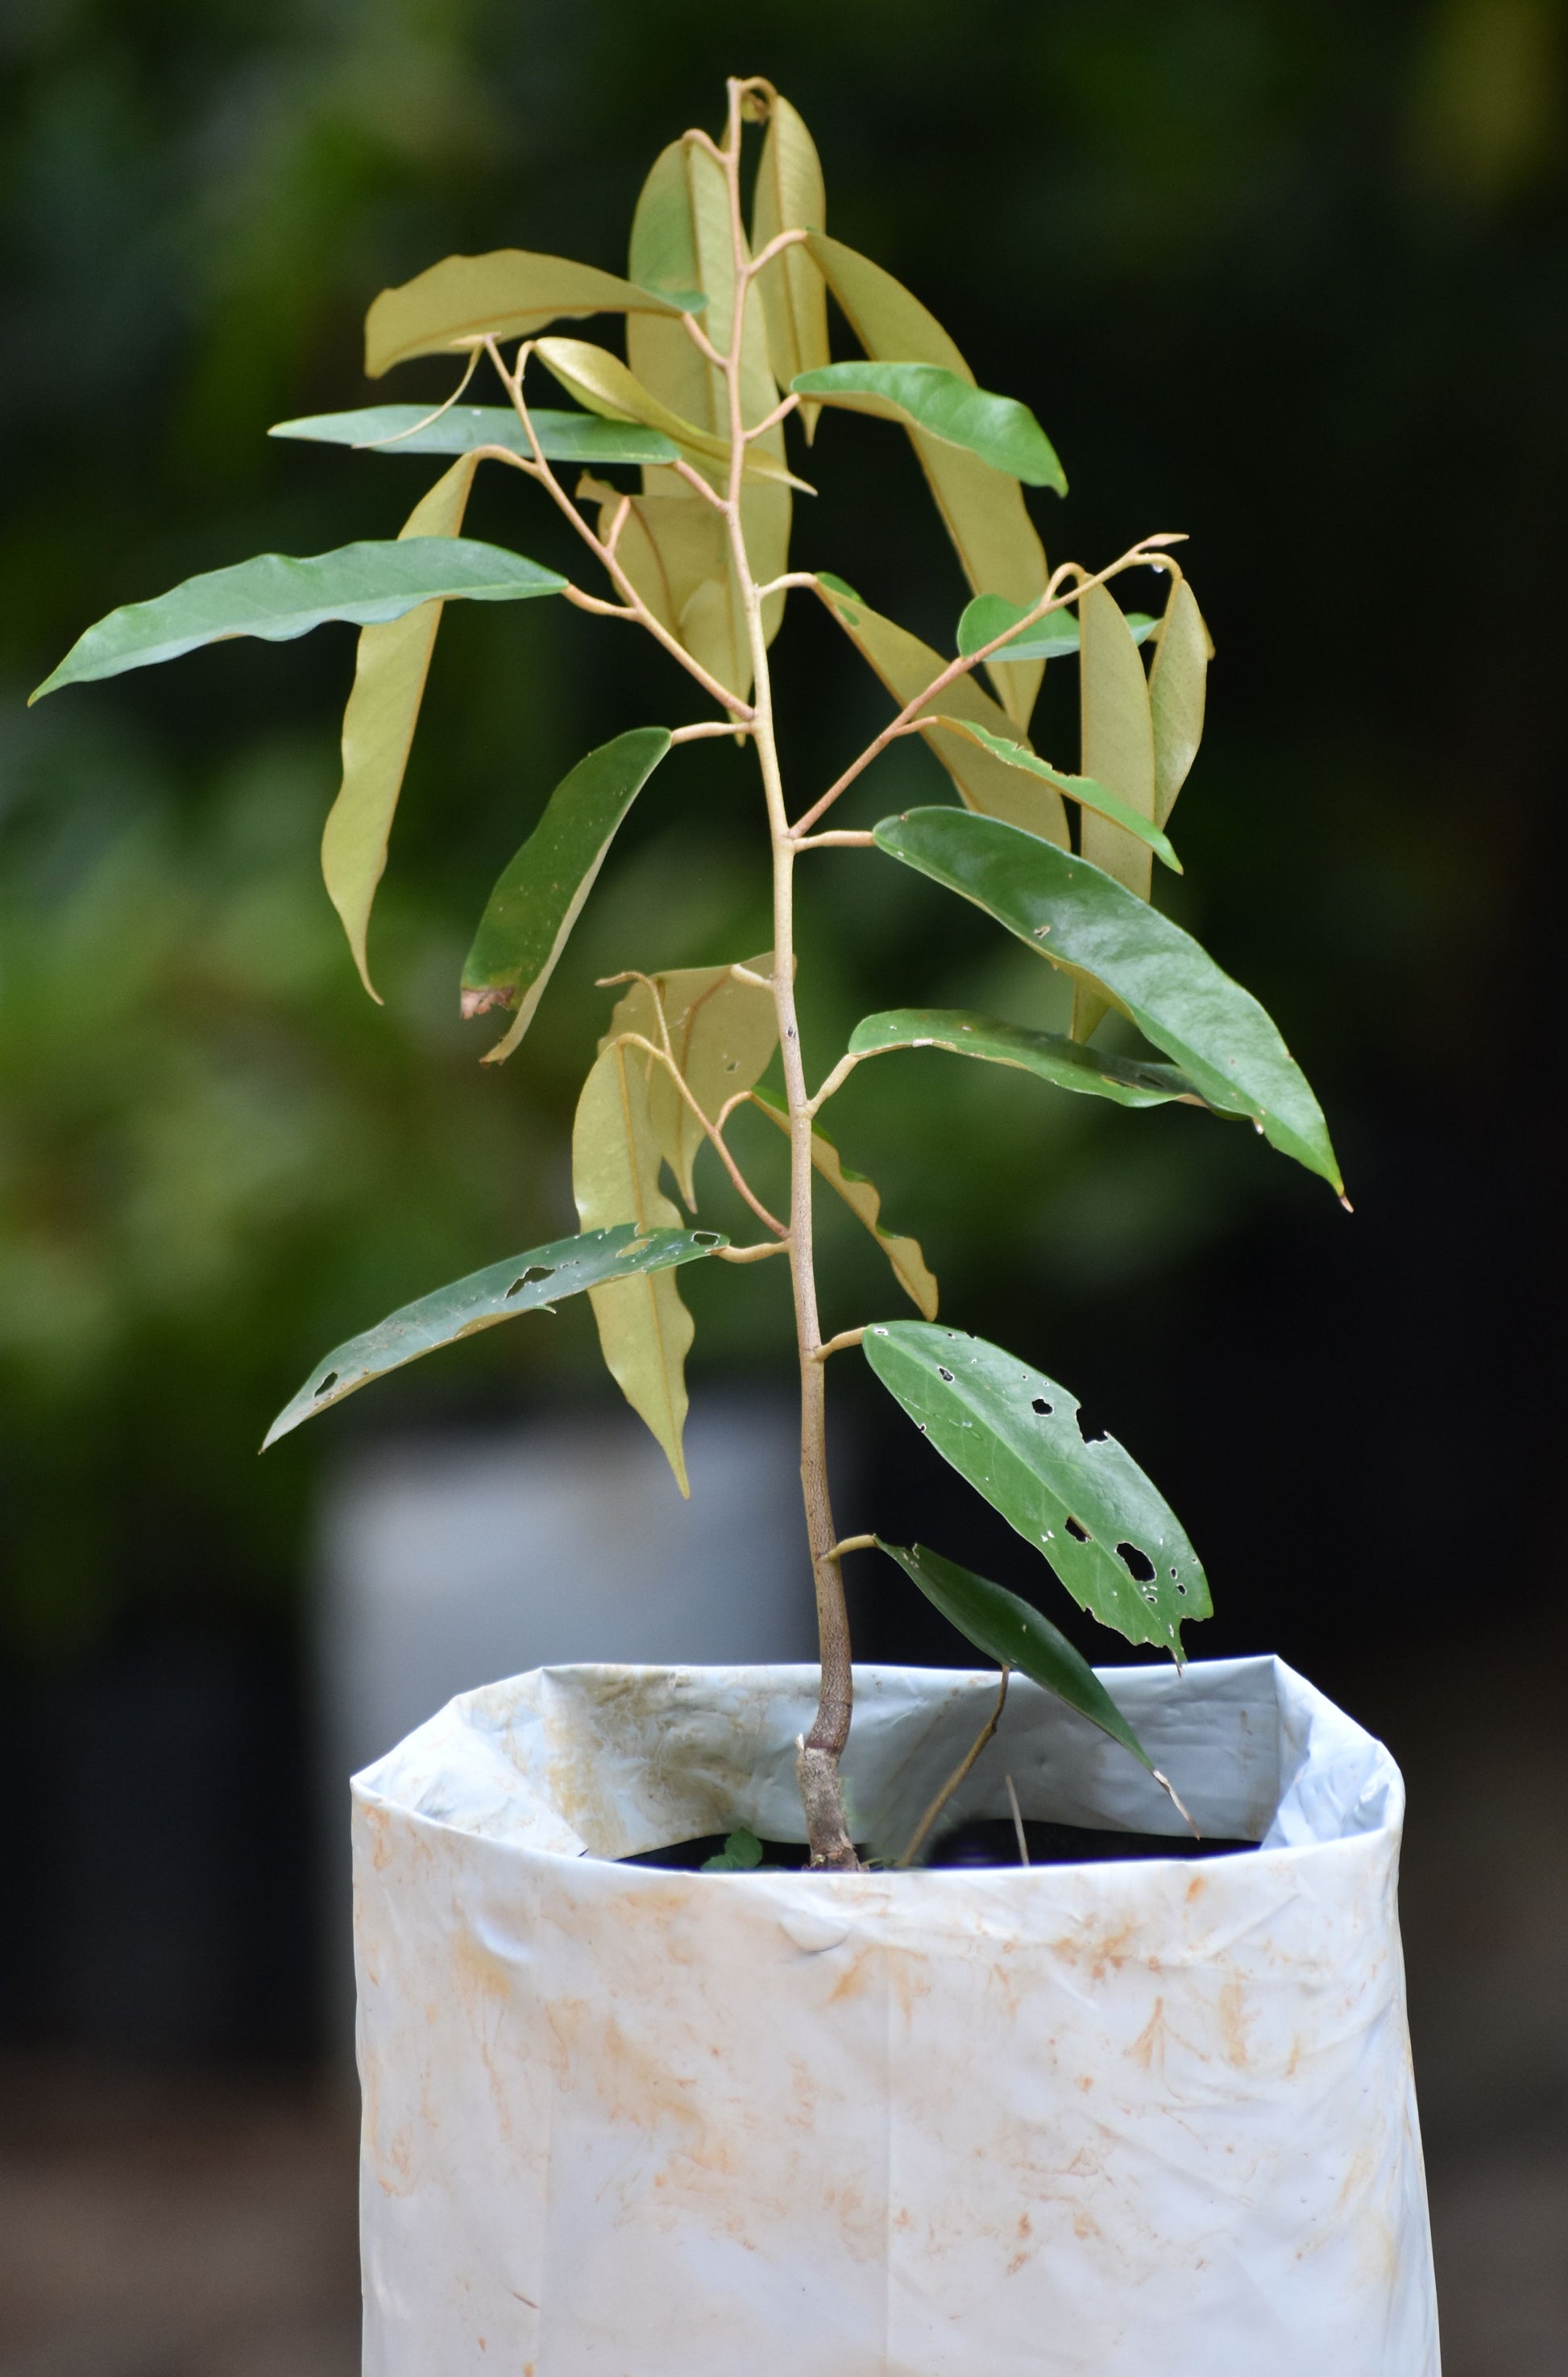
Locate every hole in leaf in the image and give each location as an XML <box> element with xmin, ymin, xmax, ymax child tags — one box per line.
<box><xmin>1064</xmin><ymin>1515</ymin><xmax>1090</xmax><ymax>1543</ymax></box>
<box><xmin>1031</xmin><ymin>1396</ymin><xmax>1053</xmax><ymax>1416</ymax></box>
<box><xmin>692</xmin><ymin>1230</ymin><xmax>721</xmax><ymax>1247</ymax></box>
<box><xmin>314</xmin><ymin>1371</ymin><xmax>338</xmax><ymax>1398</ymax></box>
<box><xmin>505</xmin><ymin>1265</ymin><xmax>554</xmax><ymax>1298</ymax></box>
<box><xmin>1176</xmin><ymin>1581</ymin><xmax>1187</xmax><ymax>1595</ymax></box>
<box><xmin>1075</xmin><ymin>1408</ymin><xmax>1109</xmax><ymax>1444</ymax></box>
<box><xmin>1115</xmin><ymin>1541</ymin><xmax>1156</xmax><ymax>1585</ymax></box>
<box><xmin>937</xmin><ymin>1365</ymin><xmax>955</xmax><ymax>1383</ymax></box>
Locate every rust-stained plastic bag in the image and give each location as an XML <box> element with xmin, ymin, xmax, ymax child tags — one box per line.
<box><xmin>353</xmin><ymin>1657</ymin><xmax>1439</xmax><ymax>2376</ymax></box>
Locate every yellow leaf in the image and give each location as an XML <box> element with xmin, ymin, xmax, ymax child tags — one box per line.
<box><xmin>533</xmin><ymin>338</ymin><xmax>806</xmax><ymax>493</ymax></box>
<box><xmin>323</xmin><ymin>454</ymin><xmax>479</xmax><ymax>999</ymax></box>
<box><xmin>752</xmin><ymin>1093</ymin><xmax>938</xmax><ymax>1319</ymax></box>
<box><xmin>365</xmin><ymin>251</ymin><xmax>695</xmax><ymax>378</ymax></box>
<box><xmin>807</xmin><ymin>232</ymin><xmax>1047</xmax><ymax>732</ymax></box>
<box><xmin>606</xmin><ymin>956</ymin><xmax>778</xmax><ymax>1208</ymax></box>
<box><xmin>815</xmin><ymin>578</ymin><xmax>1068</xmax><ymax>848</ymax></box>
<box><xmin>572</xmin><ymin>1043</ymin><xmax>695</xmax><ymax>1493</ymax></box>
<box><xmin>1073</xmin><ymin>582</ymin><xmax>1156</xmax><ymax>1039</ymax></box>
<box><xmin>751</xmin><ymin>96</ymin><xmax>830</xmax><ymax>441</ymax></box>
<box><xmin>1149</xmin><ymin>578</ymin><xmax>1210</xmax><ymax>828</ymax></box>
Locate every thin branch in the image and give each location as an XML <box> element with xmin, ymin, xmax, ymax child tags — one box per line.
<box><xmin>794</xmin><ymin>829</ymin><xmax>877</xmax><ymax>851</ymax></box>
<box><xmin>604</xmin><ymin>1030</ymin><xmax>788</xmax><ymax>1238</ymax></box>
<box><xmin>813</xmin><ymin>1328</ymin><xmax>865</xmax><ymax>1362</ymax></box>
<box><xmin>679</xmin><ymin>309</ymin><xmax>728</xmax><ymax>371</ymax></box>
<box><xmin>670</xmin><ymin>719</ymin><xmax>751</xmax><ymax>745</ymax></box>
<box><xmin>828</xmin><ymin>1533</ymin><xmax>877</xmax><ymax>1558</ymax></box>
<box><xmin>899</xmin><ymin>1669</ymin><xmax>1011</xmax><ymax>1869</ymax></box>
<box><xmin>805</xmin><ymin>1050</ymin><xmax>864</xmax><ymax>1117</ymax></box>
<box><xmin>682</xmin><ymin>127</ymin><xmax>728</xmax><ymax>168</ymax></box>
<box><xmin>716</xmin><ymin>1238</ymin><xmax>792</xmax><ymax>1264</ymax></box>
<box><xmin>669</xmin><ymin>454</ymin><xmax>731</xmax><ymax>512</ymax></box>
<box><xmin>746</xmin><ymin>225</ymin><xmax>811</xmax><ymax>279</ymax></box>
<box><xmin>744</xmin><ymin>391</ymin><xmax>801</xmax><ymax>442</ymax></box>
<box><xmin>354</xmin><ymin>346</ymin><xmax>481</xmax><ymax>446</ymax></box>
<box><xmin>1005</xmin><ymin>1773</ymin><xmax>1031</xmax><ymax>1866</ymax></box>
<box><xmin>755</xmin><ymin>571</ymin><xmax>822</xmax><ymax>600</ymax></box>
<box><xmin>562</xmin><ymin>585</ymin><xmax>637</xmax><ymax>620</ymax></box>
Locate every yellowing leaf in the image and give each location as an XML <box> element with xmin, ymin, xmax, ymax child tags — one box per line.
<box><xmin>806</xmin><ymin>232</ymin><xmax>1047</xmax><ymax>731</ymax></box>
<box><xmin>752</xmin><ymin>1091</ymin><xmax>938</xmax><ymax>1319</ymax></box>
<box><xmin>572</xmin><ymin>1043</ymin><xmax>695</xmax><ymax>1493</ymax></box>
<box><xmin>324</xmin><ymin>454</ymin><xmax>479</xmax><ymax>999</ymax></box>
<box><xmin>1149</xmin><ymin>578</ymin><xmax>1210</xmax><ymax>828</ymax></box>
<box><xmin>533</xmin><ymin>338</ymin><xmax>805</xmax><ymax>492</ymax></box>
<box><xmin>364</xmin><ymin>251</ymin><xmax>697</xmax><ymax>378</ymax></box>
<box><xmin>1073</xmin><ymin>582</ymin><xmax>1157</xmax><ymax>1039</ymax></box>
<box><xmin>606</xmin><ymin>956</ymin><xmax>779</xmax><ymax>1208</ymax></box>
<box><xmin>751</xmin><ymin>96</ymin><xmax>830</xmax><ymax>440</ymax></box>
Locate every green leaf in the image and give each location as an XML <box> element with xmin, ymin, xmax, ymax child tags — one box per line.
<box><xmin>605</xmin><ymin>956</ymin><xmax>778</xmax><ymax>1208</ymax></box>
<box><xmin>871</xmin><ymin>807</ymin><xmax>1343</xmax><ymax>1192</ymax></box>
<box><xmin>925</xmin><ymin>719</ymin><xmax>1181</xmax><ymax>870</ymax></box>
<box><xmin>875</xmin><ymin>1541</ymin><xmax>1155</xmax><ymax>1770</ymax></box>
<box><xmin>324</xmin><ymin>458</ymin><xmax>479</xmax><ymax>1002</ymax></box>
<box><xmin>573</xmin><ymin>1042</ymin><xmax>699</xmax><ymax>1492</ymax></box>
<box><xmin>261</xmin><ymin>1222</ymin><xmax>724</xmax><ymax>1450</ymax></box>
<box><xmin>702</xmin><ymin>1827</ymin><xmax>766</xmax><ymax>1872</ymax></box>
<box><xmin>750</xmin><ymin>1089</ymin><xmax>938</xmax><ymax>1317</ymax></box>
<box><xmin>862</xmin><ymin>1322</ymin><xmax>1209</xmax><ymax>1657</ymax></box>
<box><xmin>461</xmin><ymin>730</ymin><xmax>674</xmax><ymax>1065</ymax></box>
<box><xmin>750</xmin><ymin>95</ymin><xmax>830</xmax><ymax>439</ymax></box>
<box><xmin>363</xmin><ymin>248</ymin><xmax>703</xmax><ymax>378</ymax></box>
<box><xmin>1149</xmin><ymin>578</ymin><xmax>1210</xmax><ymax>828</ymax></box>
<box><xmin>793</xmin><ymin>363</ymin><xmax>1065</xmax><ymax>491</ymax></box>
<box><xmin>813</xmin><ymin>577</ymin><xmax>1068</xmax><ymax>848</ymax></box>
<box><xmin>845</xmin><ymin>1008</ymin><xmax>1217</xmax><ymax>1111</ymax></box>
<box><xmin>533</xmin><ymin>338</ymin><xmax>806</xmax><ymax>493</ymax></box>
<box><xmin>270</xmin><ymin>404</ymin><xmax>680</xmax><ymax>467</ymax></box>
<box><xmin>806</xmin><ymin>233</ymin><xmax>1047</xmax><ymax>729</ymax></box>
<box><xmin>956</xmin><ymin>592</ymin><xmax>1157</xmax><ymax>663</ymax></box>
<box><xmin>31</xmin><ymin>538</ymin><xmax>567</xmax><ymax>701</ymax></box>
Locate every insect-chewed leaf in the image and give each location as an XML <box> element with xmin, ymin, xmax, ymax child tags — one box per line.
<box><xmin>751</xmin><ymin>95</ymin><xmax>830</xmax><ymax>438</ymax></box>
<box><xmin>862</xmin><ymin>1323</ymin><xmax>1209</xmax><ymax>1657</ymax></box>
<box><xmin>461</xmin><ymin>730</ymin><xmax>674</xmax><ymax>1065</ymax></box>
<box><xmin>1149</xmin><ymin>578</ymin><xmax>1211</xmax><ymax>828</ymax></box>
<box><xmin>875</xmin><ymin>1541</ymin><xmax>1155</xmax><ymax>1769</ymax></box>
<box><xmin>805</xmin><ymin>233</ymin><xmax>1047</xmax><ymax>729</ymax></box>
<box><xmin>533</xmin><ymin>339</ymin><xmax>807</xmax><ymax>494</ymax></box>
<box><xmin>871</xmin><ymin>807</ymin><xmax>1343</xmax><ymax>1191</ymax></box>
<box><xmin>262</xmin><ymin>1223</ymin><xmax>725</xmax><ymax>1449</ymax></box>
<box><xmin>31</xmin><ymin>539</ymin><xmax>566</xmax><ymax>701</ymax></box>
<box><xmin>606</xmin><ymin>956</ymin><xmax>778</xmax><ymax>1209</ymax></box>
<box><xmin>751</xmin><ymin>1090</ymin><xmax>937</xmax><ymax>1318</ymax></box>
<box><xmin>926</xmin><ymin>720</ymin><xmax>1180</xmax><ymax>870</ymax></box>
<box><xmin>793</xmin><ymin>363</ymin><xmax>1065</xmax><ymax>491</ymax></box>
<box><xmin>845</xmin><ymin>1009</ymin><xmax>1216</xmax><ymax>1111</ymax></box>
<box><xmin>814</xmin><ymin>577</ymin><xmax>1068</xmax><ymax>848</ymax></box>
<box><xmin>363</xmin><ymin>250</ymin><xmax>702</xmax><ymax>378</ymax></box>
<box><xmin>573</xmin><ymin>1042</ymin><xmax>699</xmax><ymax>1492</ymax></box>
<box><xmin>271</xmin><ymin>404</ymin><xmax>680</xmax><ymax>467</ymax></box>
<box><xmin>956</xmin><ymin>593</ymin><xmax>1158</xmax><ymax>663</ymax></box>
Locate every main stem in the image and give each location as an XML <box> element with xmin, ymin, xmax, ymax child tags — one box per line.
<box><xmin>714</xmin><ymin>83</ymin><xmax>859</xmax><ymax>1871</ymax></box>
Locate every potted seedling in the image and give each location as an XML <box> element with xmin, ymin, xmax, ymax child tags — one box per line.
<box><xmin>33</xmin><ymin>75</ymin><xmax>1437</xmax><ymax>2377</ymax></box>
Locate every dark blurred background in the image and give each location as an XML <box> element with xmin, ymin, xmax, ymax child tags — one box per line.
<box><xmin>2</xmin><ymin>2</ymin><xmax>1564</xmax><ymax>2371</ymax></box>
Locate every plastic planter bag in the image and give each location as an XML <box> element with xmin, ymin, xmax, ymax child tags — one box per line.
<box><xmin>353</xmin><ymin>1657</ymin><xmax>1439</xmax><ymax>2375</ymax></box>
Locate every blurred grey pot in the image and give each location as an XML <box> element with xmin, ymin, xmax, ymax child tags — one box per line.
<box><xmin>352</xmin><ymin>1657</ymin><xmax>1439</xmax><ymax>2377</ymax></box>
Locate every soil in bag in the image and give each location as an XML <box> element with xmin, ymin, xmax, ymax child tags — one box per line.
<box><xmin>621</xmin><ymin>1824</ymin><xmax>1256</xmax><ymax>1872</ymax></box>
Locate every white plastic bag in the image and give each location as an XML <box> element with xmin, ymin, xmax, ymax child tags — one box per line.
<box><xmin>353</xmin><ymin>1657</ymin><xmax>1439</xmax><ymax>2375</ymax></box>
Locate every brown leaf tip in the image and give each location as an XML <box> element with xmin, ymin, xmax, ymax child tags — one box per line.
<box><xmin>460</xmin><ymin>985</ymin><xmax>516</xmax><ymax>1020</ymax></box>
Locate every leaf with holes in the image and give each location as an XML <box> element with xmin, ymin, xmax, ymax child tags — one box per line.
<box><xmin>794</xmin><ymin>363</ymin><xmax>1064</xmax><ymax>490</ymax></box>
<box><xmin>845</xmin><ymin>1009</ymin><xmax>1219</xmax><ymax>1112</ymax></box>
<box><xmin>862</xmin><ymin>1322</ymin><xmax>1209</xmax><ymax>1657</ymax></box>
<box><xmin>752</xmin><ymin>1091</ymin><xmax>937</xmax><ymax>1317</ymax></box>
<box><xmin>31</xmin><ymin>539</ymin><xmax>567</xmax><ymax>700</ymax></box>
<box><xmin>751</xmin><ymin>95</ymin><xmax>830</xmax><ymax>439</ymax></box>
<box><xmin>363</xmin><ymin>250</ymin><xmax>703</xmax><ymax>378</ymax></box>
<box><xmin>926</xmin><ymin>719</ymin><xmax>1181</xmax><ymax>870</ymax></box>
<box><xmin>462</xmin><ymin>730</ymin><xmax>674</xmax><ymax>1064</ymax></box>
<box><xmin>876</xmin><ymin>1541</ymin><xmax>1155</xmax><ymax>1769</ymax></box>
<box><xmin>604</xmin><ymin>956</ymin><xmax>778</xmax><ymax>1209</ymax></box>
<box><xmin>533</xmin><ymin>339</ymin><xmax>807</xmax><ymax>493</ymax></box>
<box><xmin>872</xmin><ymin>807</ymin><xmax>1342</xmax><ymax>1192</ymax></box>
<box><xmin>956</xmin><ymin>592</ymin><xmax>1158</xmax><ymax>664</ymax></box>
<box><xmin>271</xmin><ymin>404</ymin><xmax>681</xmax><ymax>467</ymax></box>
<box><xmin>262</xmin><ymin>1223</ymin><xmax>724</xmax><ymax>1449</ymax></box>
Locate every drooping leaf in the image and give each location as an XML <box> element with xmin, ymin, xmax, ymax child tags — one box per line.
<box><xmin>871</xmin><ymin>807</ymin><xmax>1342</xmax><ymax>1191</ymax></box>
<box><xmin>605</xmin><ymin>956</ymin><xmax>778</xmax><ymax>1208</ymax></box>
<box><xmin>750</xmin><ymin>95</ymin><xmax>830</xmax><ymax>438</ymax></box>
<box><xmin>862</xmin><ymin>1322</ymin><xmax>1209</xmax><ymax>1657</ymax></box>
<box><xmin>271</xmin><ymin>404</ymin><xmax>680</xmax><ymax>467</ymax></box>
<box><xmin>926</xmin><ymin>719</ymin><xmax>1180</xmax><ymax>869</ymax></box>
<box><xmin>875</xmin><ymin>1541</ymin><xmax>1155</xmax><ymax>1771</ymax></box>
<box><xmin>793</xmin><ymin>363</ymin><xmax>1064</xmax><ymax>491</ymax></box>
<box><xmin>573</xmin><ymin>1042</ymin><xmax>699</xmax><ymax>1491</ymax></box>
<box><xmin>31</xmin><ymin>538</ymin><xmax>566</xmax><ymax>700</ymax></box>
<box><xmin>814</xmin><ymin>577</ymin><xmax>1068</xmax><ymax>848</ymax></box>
<box><xmin>324</xmin><ymin>459</ymin><xmax>480</xmax><ymax>1002</ymax></box>
<box><xmin>1073</xmin><ymin>582</ymin><xmax>1158</xmax><ymax>1037</ymax></box>
<box><xmin>1149</xmin><ymin>578</ymin><xmax>1210</xmax><ymax>828</ymax></box>
<box><xmin>956</xmin><ymin>592</ymin><xmax>1157</xmax><ymax>663</ymax></box>
<box><xmin>533</xmin><ymin>338</ymin><xmax>805</xmax><ymax>492</ymax></box>
<box><xmin>844</xmin><ymin>1009</ymin><xmax>1217</xmax><ymax>1111</ymax></box>
<box><xmin>751</xmin><ymin>1089</ymin><xmax>938</xmax><ymax>1318</ymax></box>
<box><xmin>461</xmin><ymin>729</ymin><xmax>674</xmax><ymax>1064</ymax></box>
<box><xmin>262</xmin><ymin>1222</ymin><xmax>724</xmax><ymax>1449</ymax></box>
<box><xmin>363</xmin><ymin>250</ymin><xmax>702</xmax><ymax>378</ymax></box>
<box><xmin>806</xmin><ymin>233</ymin><xmax>1048</xmax><ymax>728</ymax></box>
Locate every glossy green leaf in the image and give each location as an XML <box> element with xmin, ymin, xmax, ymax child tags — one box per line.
<box><xmin>793</xmin><ymin>363</ymin><xmax>1064</xmax><ymax>491</ymax></box>
<box><xmin>862</xmin><ymin>1322</ymin><xmax>1209</xmax><ymax>1657</ymax></box>
<box><xmin>1149</xmin><ymin>578</ymin><xmax>1210</xmax><ymax>828</ymax></box>
<box><xmin>262</xmin><ymin>1222</ymin><xmax>724</xmax><ymax>1449</ymax></box>
<box><xmin>363</xmin><ymin>249</ymin><xmax>701</xmax><ymax>378</ymax></box>
<box><xmin>814</xmin><ymin>577</ymin><xmax>1068</xmax><ymax>848</ymax></box>
<box><xmin>926</xmin><ymin>719</ymin><xmax>1181</xmax><ymax>869</ymax></box>
<box><xmin>271</xmin><ymin>404</ymin><xmax>680</xmax><ymax>466</ymax></box>
<box><xmin>871</xmin><ymin>807</ymin><xmax>1343</xmax><ymax>1191</ymax></box>
<box><xmin>956</xmin><ymin>592</ymin><xmax>1157</xmax><ymax>663</ymax></box>
<box><xmin>533</xmin><ymin>337</ymin><xmax>806</xmax><ymax>494</ymax></box>
<box><xmin>324</xmin><ymin>459</ymin><xmax>480</xmax><ymax>1002</ymax></box>
<box><xmin>806</xmin><ymin>233</ymin><xmax>1047</xmax><ymax>728</ymax></box>
<box><xmin>461</xmin><ymin>729</ymin><xmax>674</xmax><ymax>1065</ymax></box>
<box><xmin>750</xmin><ymin>95</ymin><xmax>830</xmax><ymax>439</ymax></box>
<box><xmin>605</xmin><ymin>956</ymin><xmax>778</xmax><ymax>1209</ymax></box>
<box><xmin>845</xmin><ymin>1009</ymin><xmax>1217</xmax><ymax>1110</ymax></box>
<box><xmin>31</xmin><ymin>538</ymin><xmax>566</xmax><ymax>700</ymax></box>
<box><xmin>875</xmin><ymin>1541</ymin><xmax>1154</xmax><ymax>1770</ymax></box>
<box><xmin>751</xmin><ymin>1089</ymin><xmax>938</xmax><ymax>1317</ymax></box>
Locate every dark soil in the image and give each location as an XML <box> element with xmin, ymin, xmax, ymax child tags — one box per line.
<box><xmin>620</xmin><ymin>1821</ymin><xmax>1257</xmax><ymax>1872</ymax></box>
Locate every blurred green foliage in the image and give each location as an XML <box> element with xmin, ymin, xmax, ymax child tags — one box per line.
<box><xmin>2</xmin><ymin>0</ymin><xmax>1561</xmax><ymax>1652</ymax></box>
